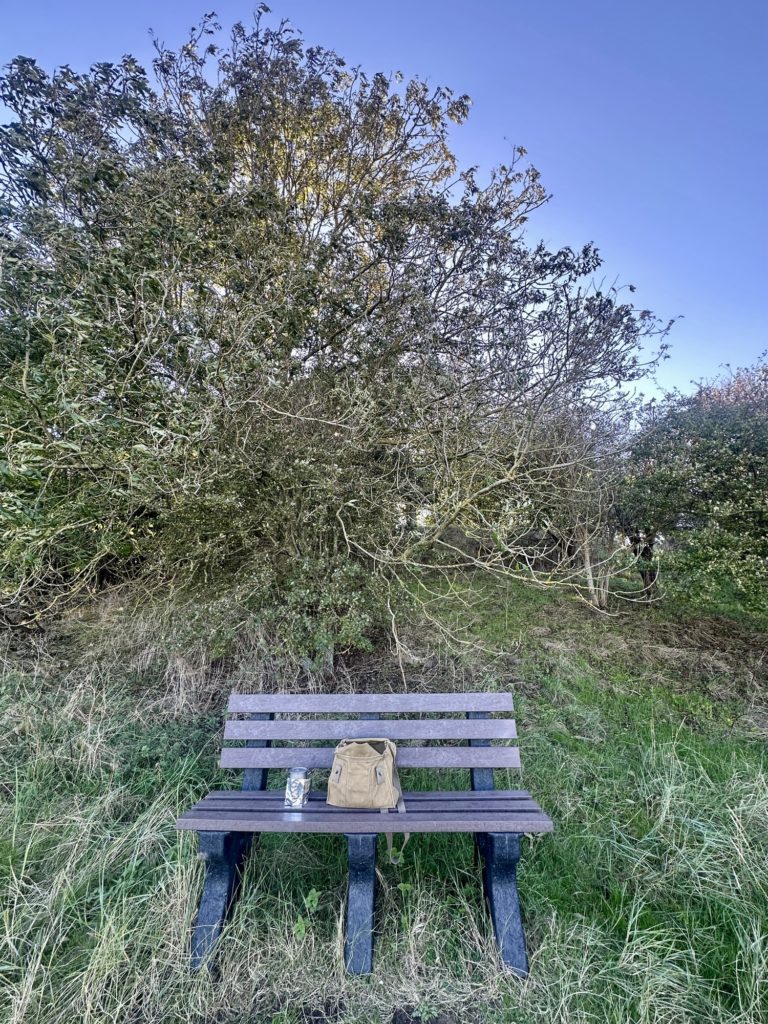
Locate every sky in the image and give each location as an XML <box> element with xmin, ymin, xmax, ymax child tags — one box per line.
<box><xmin>2</xmin><ymin>0</ymin><xmax>766</xmax><ymax>394</ymax></box>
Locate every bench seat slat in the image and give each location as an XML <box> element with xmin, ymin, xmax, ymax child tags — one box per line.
<box><xmin>228</xmin><ymin>693</ymin><xmax>514</xmax><ymax>714</ymax></box>
<box><xmin>224</xmin><ymin>719</ymin><xmax>517</xmax><ymax>741</ymax></box>
<box><xmin>198</xmin><ymin>789</ymin><xmax>532</xmax><ymax>802</ymax></box>
<box><xmin>177</xmin><ymin>813</ymin><xmax>552</xmax><ymax>834</ymax></box>
<box><xmin>220</xmin><ymin>746</ymin><xmax>521</xmax><ymax>769</ymax></box>
<box><xmin>176</xmin><ymin>790</ymin><xmax>553</xmax><ymax>834</ymax></box>
<box><xmin>188</xmin><ymin>804</ymin><xmax>544</xmax><ymax>819</ymax></box>
<box><xmin>193</xmin><ymin>794</ymin><xmax>542</xmax><ymax>813</ymax></box>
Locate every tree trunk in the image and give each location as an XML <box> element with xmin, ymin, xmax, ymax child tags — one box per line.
<box><xmin>631</xmin><ymin>532</ymin><xmax>658</xmax><ymax>600</ymax></box>
<box><xmin>582</xmin><ymin>528</ymin><xmax>609</xmax><ymax>610</ymax></box>
<box><xmin>582</xmin><ymin>531</ymin><xmax>599</xmax><ymax>608</ymax></box>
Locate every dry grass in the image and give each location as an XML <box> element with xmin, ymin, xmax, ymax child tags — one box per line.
<box><xmin>1</xmin><ymin>583</ymin><xmax>766</xmax><ymax>1023</ymax></box>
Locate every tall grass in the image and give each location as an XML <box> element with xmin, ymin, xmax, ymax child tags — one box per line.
<box><xmin>1</xmin><ymin>588</ymin><xmax>766</xmax><ymax>1023</ymax></box>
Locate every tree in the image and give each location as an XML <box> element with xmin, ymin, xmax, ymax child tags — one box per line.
<box><xmin>0</xmin><ymin>13</ymin><xmax>667</xmax><ymax>652</ymax></box>
<box><xmin>619</xmin><ymin>361</ymin><xmax>768</xmax><ymax>614</ymax></box>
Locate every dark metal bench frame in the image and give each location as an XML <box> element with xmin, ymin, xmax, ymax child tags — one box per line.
<box><xmin>176</xmin><ymin>693</ymin><xmax>553</xmax><ymax>976</ymax></box>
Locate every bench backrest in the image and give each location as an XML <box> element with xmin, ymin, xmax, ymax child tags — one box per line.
<box><xmin>221</xmin><ymin>692</ymin><xmax>519</xmax><ymax>790</ymax></box>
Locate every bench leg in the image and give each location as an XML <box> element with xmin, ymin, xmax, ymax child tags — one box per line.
<box><xmin>479</xmin><ymin>832</ymin><xmax>528</xmax><ymax>977</ymax></box>
<box><xmin>344</xmin><ymin>833</ymin><xmax>377</xmax><ymax>974</ymax></box>
<box><xmin>191</xmin><ymin>830</ymin><xmax>253</xmax><ymax>970</ymax></box>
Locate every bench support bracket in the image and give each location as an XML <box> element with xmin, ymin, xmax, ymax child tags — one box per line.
<box><xmin>191</xmin><ymin>831</ymin><xmax>253</xmax><ymax>970</ymax></box>
<box><xmin>479</xmin><ymin>832</ymin><xmax>528</xmax><ymax>977</ymax></box>
<box><xmin>344</xmin><ymin>833</ymin><xmax>377</xmax><ymax>974</ymax></box>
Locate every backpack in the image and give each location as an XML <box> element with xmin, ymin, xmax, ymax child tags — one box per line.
<box><xmin>326</xmin><ymin>737</ymin><xmax>409</xmax><ymax>862</ymax></box>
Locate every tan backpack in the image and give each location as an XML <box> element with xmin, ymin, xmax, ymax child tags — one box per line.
<box><xmin>326</xmin><ymin>737</ymin><xmax>409</xmax><ymax>861</ymax></box>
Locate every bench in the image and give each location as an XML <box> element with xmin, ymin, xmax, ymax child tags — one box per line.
<box><xmin>176</xmin><ymin>691</ymin><xmax>553</xmax><ymax>976</ymax></box>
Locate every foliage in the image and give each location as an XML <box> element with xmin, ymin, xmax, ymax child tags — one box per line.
<box><xmin>620</xmin><ymin>361</ymin><xmax>768</xmax><ymax>613</ymax></box>
<box><xmin>1</xmin><ymin>13</ymin><xmax>667</xmax><ymax>653</ymax></box>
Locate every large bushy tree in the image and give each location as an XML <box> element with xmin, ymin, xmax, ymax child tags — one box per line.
<box><xmin>0</xmin><ymin>13</ymin><xmax>666</xmax><ymax>652</ymax></box>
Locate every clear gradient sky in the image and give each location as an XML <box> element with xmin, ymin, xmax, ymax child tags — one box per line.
<box><xmin>2</xmin><ymin>1</ymin><xmax>766</xmax><ymax>394</ymax></box>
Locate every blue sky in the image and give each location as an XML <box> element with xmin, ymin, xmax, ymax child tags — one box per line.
<box><xmin>2</xmin><ymin>1</ymin><xmax>766</xmax><ymax>394</ymax></box>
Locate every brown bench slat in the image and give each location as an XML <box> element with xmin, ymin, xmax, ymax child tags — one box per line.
<box><xmin>193</xmin><ymin>793</ymin><xmax>542</xmax><ymax>813</ymax></box>
<box><xmin>228</xmin><ymin>693</ymin><xmax>514</xmax><ymax>714</ymax></box>
<box><xmin>223</xmin><ymin>718</ymin><xmax>517</xmax><ymax>741</ymax></box>
<box><xmin>188</xmin><ymin>804</ymin><xmax>544</xmax><ymax>819</ymax></box>
<box><xmin>220</xmin><ymin>746</ymin><xmax>521</xmax><ymax>769</ymax></box>
<box><xmin>184</xmin><ymin>806</ymin><xmax>548</xmax><ymax>823</ymax></box>
<box><xmin>199</xmin><ymin>789</ymin><xmax>532</xmax><ymax>802</ymax></box>
<box><xmin>177</xmin><ymin>806</ymin><xmax>552</xmax><ymax>834</ymax></box>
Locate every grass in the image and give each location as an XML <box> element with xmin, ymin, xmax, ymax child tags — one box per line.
<box><xmin>1</xmin><ymin>579</ymin><xmax>766</xmax><ymax>1023</ymax></box>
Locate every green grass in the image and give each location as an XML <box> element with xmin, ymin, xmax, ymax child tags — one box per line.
<box><xmin>1</xmin><ymin>580</ymin><xmax>766</xmax><ymax>1023</ymax></box>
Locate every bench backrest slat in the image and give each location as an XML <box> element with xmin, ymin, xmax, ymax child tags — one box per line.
<box><xmin>228</xmin><ymin>693</ymin><xmax>513</xmax><ymax>714</ymax></box>
<box><xmin>224</xmin><ymin>718</ymin><xmax>517</xmax><ymax>741</ymax></box>
<box><xmin>221</xmin><ymin>746</ymin><xmax>521</xmax><ymax>769</ymax></box>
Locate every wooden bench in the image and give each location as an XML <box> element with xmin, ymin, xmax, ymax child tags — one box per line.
<box><xmin>176</xmin><ymin>692</ymin><xmax>553</xmax><ymax>976</ymax></box>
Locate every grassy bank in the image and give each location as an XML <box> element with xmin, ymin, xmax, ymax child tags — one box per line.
<box><xmin>1</xmin><ymin>580</ymin><xmax>766</xmax><ymax>1023</ymax></box>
